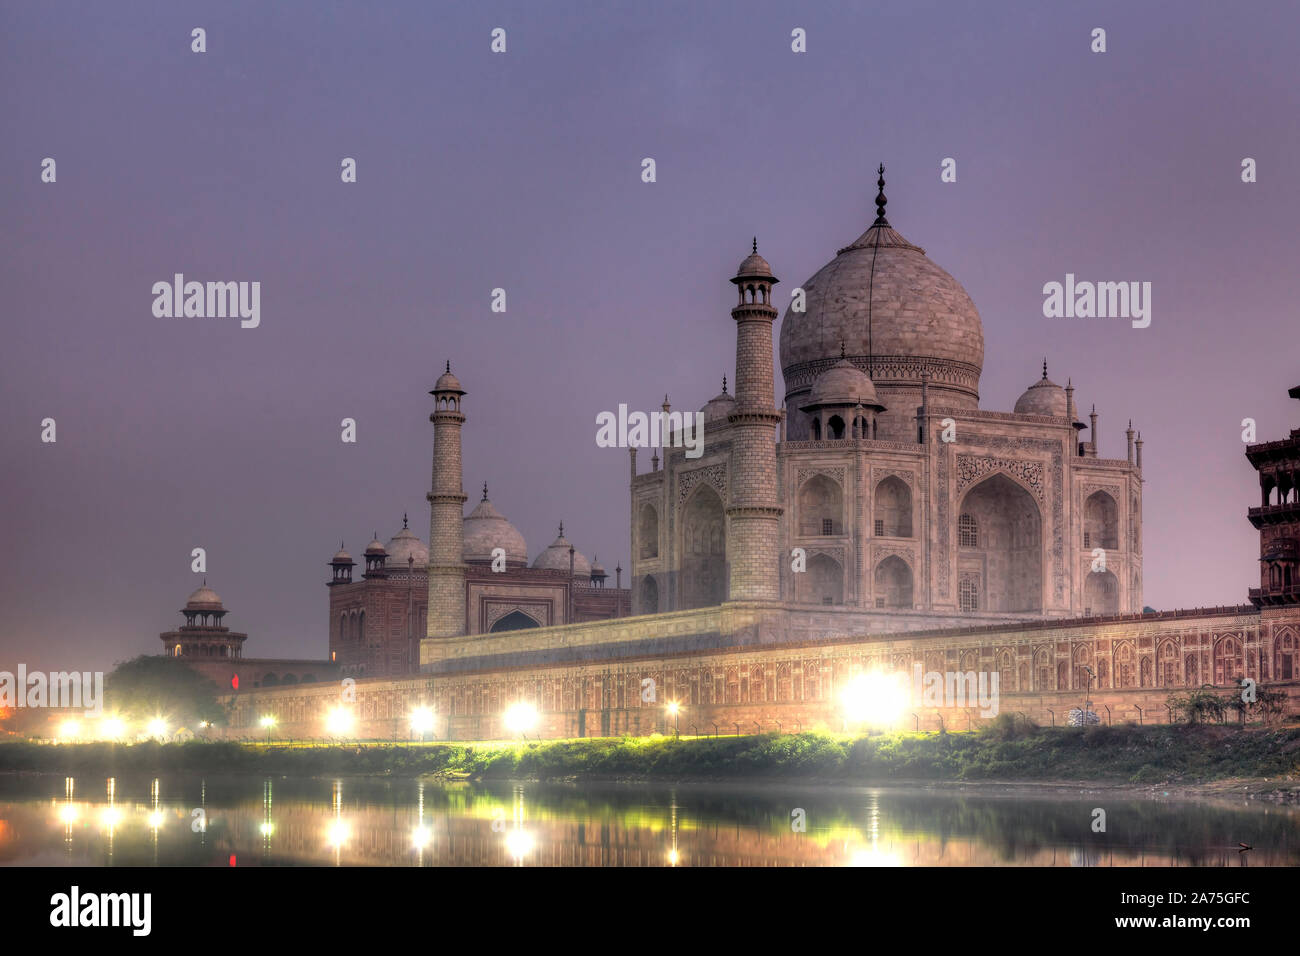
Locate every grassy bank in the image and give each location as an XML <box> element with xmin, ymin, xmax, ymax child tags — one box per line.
<box><xmin>4</xmin><ymin>720</ymin><xmax>1300</xmax><ymax>785</ymax></box>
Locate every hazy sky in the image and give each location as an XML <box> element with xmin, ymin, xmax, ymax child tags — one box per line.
<box><xmin>4</xmin><ymin>0</ymin><xmax>1299</xmax><ymax>673</ymax></box>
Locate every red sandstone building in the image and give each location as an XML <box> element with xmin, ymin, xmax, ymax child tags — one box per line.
<box><xmin>161</xmin><ymin>584</ymin><xmax>338</xmax><ymax>690</ymax></box>
<box><xmin>327</xmin><ymin>503</ymin><xmax>630</xmax><ymax>679</ymax></box>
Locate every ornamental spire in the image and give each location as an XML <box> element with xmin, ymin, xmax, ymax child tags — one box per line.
<box><xmin>873</xmin><ymin>163</ymin><xmax>889</xmax><ymax>226</ymax></box>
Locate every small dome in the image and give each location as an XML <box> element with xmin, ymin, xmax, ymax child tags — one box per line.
<box><xmin>384</xmin><ymin>524</ymin><xmax>429</xmax><ymax>569</ymax></box>
<box><xmin>736</xmin><ymin>249</ymin><xmax>773</xmax><ymax>279</ymax></box>
<box><xmin>807</xmin><ymin>358</ymin><xmax>882</xmax><ymax>408</ymax></box>
<box><xmin>331</xmin><ymin>546</ymin><xmax>353</xmax><ymax>564</ymax></box>
<box><xmin>433</xmin><ymin>362</ymin><xmax>464</xmax><ymax>394</ymax></box>
<box><xmin>590</xmin><ymin>554</ymin><xmax>606</xmax><ymax>575</ymax></box>
<box><xmin>701</xmin><ymin>377</ymin><xmax>736</xmax><ymax>423</ymax></box>
<box><xmin>532</xmin><ymin>525</ymin><xmax>592</xmax><ymax>578</ymax></box>
<box><xmin>185</xmin><ymin>585</ymin><xmax>223</xmax><ymax>610</ymax></box>
<box><xmin>1014</xmin><ymin>366</ymin><xmax>1068</xmax><ymax>417</ymax></box>
<box><xmin>463</xmin><ymin>492</ymin><xmax>528</xmax><ymax>564</ymax></box>
<box><xmin>364</xmin><ymin>535</ymin><xmax>386</xmax><ymax>555</ymax></box>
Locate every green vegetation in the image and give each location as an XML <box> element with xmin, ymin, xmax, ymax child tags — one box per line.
<box><xmin>1167</xmin><ymin>685</ymin><xmax>1289</xmax><ymax>726</ymax></box>
<box><xmin>103</xmin><ymin>655</ymin><xmax>227</xmax><ymax>727</ymax></box>
<box><xmin>2</xmin><ymin>720</ymin><xmax>1298</xmax><ymax>785</ymax></box>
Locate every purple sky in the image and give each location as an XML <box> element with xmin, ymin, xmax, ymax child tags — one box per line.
<box><xmin>4</xmin><ymin>0</ymin><xmax>1299</xmax><ymax>674</ymax></box>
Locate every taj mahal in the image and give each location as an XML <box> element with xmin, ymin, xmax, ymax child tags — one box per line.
<box><xmin>179</xmin><ymin>167</ymin><xmax>1299</xmax><ymax>739</ymax></box>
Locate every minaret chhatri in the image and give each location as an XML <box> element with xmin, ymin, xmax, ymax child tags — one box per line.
<box><xmin>425</xmin><ymin>361</ymin><xmax>468</xmax><ymax>641</ymax></box>
<box><xmin>726</xmin><ymin>237</ymin><xmax>784</xmax><ymax>602</ymax></box>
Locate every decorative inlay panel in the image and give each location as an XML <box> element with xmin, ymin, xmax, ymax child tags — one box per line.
<box><xmin>957</xmin><ymin>455</ymin><xmax>1045</xmax><ymax>501</ymax></box>
<box><xmin>677</xmin><ymin>463</ymin><xmax>727</xmax><ymax>503</ymax></box>
<box><xmin>796</xmin><ymin>466</ymin><xmax>846</xmax><ymax>487</ymax></box>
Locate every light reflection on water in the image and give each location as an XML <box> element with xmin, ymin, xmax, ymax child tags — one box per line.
<box><xmin>1</xmin><ymin>773</ymin><xmax>1295</xmax><ymax>867</ymax></box>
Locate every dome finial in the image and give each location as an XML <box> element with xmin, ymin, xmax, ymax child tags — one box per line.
<box><xmin>840</xmin><ymin>341</ymin><xmax>846</xmax><ymax>359</ymax></box>
<box><xmin>402</xmin><ymin>512</ymin><xmax>408</xmax><ymax>529</ymax></box>
<box><xmin>722</xmin><ymin>374</ymin><xmax>728</xmax><ymax>394</ymax></box>
<box><xmin>873</xmin><ymin>163</ymin><xmax>889</xmax><ymax>226</ymax></box>
<box><xmin>482</xmin><ymin>481</ymin><xmax>489</xmax><ymax>501</ymax></box>
<box><xmin>1042</xmin><ymin>358</ymin><xmax>1048</xmax><ymax>380</ymax></box>
<box><xmin>752</xmin><ymin>236</ymin><xmax>757</xmax><ymax>254</ymax></box>
<box><xmin>558</xmin><ymin>521</ymin><xmax>564</xmax><ymax>538</ymax></box>
<box><xmin>445</xmin><ymin>359</ymin><xmax>450</xmax><ymax>373</ymax></box>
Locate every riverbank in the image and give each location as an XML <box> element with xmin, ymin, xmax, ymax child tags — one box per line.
<box><xmin>3</xmin><ymin>723</ymin><xmax>1298</xmax><ymax>791</ymax></box>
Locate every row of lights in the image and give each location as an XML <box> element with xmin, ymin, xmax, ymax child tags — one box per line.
<box><xmin>60</xmin><ymin>683</ymin><xmax>893</xmax><ymax>743</ymax></box>
<box><xmin>57</xmin><ymin>716</ymin><xmax>172</xmax><ymax>741</ymax></box>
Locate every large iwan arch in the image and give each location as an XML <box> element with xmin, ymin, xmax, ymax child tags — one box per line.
<box><xmin>959</xmin><ymin>473</ymin><xmax>1043</xmax><ymax>612</ymax></box>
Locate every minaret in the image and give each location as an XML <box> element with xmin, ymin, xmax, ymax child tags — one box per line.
<box><xmin>1089</xmin><ymin>405</ymin><xmax>1099</xmax><ymax>457</ymax></box>
<box><xmin>726</xmin><ymin>238</ymin><xmax>783</xmax><ymax>602</ymax></box>
<box><xmin>426</xmin><ymin>361</ymin><xmax>468</xmax><ymax>640</ymax></box>
<box><xmin>1126</xmin><ymin>420</ymin><xmax>1135</xmax><ymax>464</ymax></box>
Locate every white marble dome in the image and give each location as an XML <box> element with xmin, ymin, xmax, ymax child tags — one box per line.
<box><xmin>532</xmin><ymin>526</ymin><xmax>591</xmax><ymax>578</ymax></box>
<box><xmin>1014</xmin><ymin>368</ymin><xmax>1068</xmax><ymax>417</ymax></box>
<box><xmin>384</xmin><ymin>524</ymin><xmax>428</xmax><ymax>569</ymax></box>
<box><xmin>809</xmin><ymin>357</ymin><xmax>881</xmax><ymax>408</ymax></box>
<box><xmin>463</xmin><ymin>494</ymin><xmax>528</xmax><ymax>564</ymax></box>
<box><xmin>779</xmin><ymin>174</ymin><xmax>984</xmax><ymax>421</ymax></box>
<box><xmin>700</xmin><ymin>378</ymin><xmax>736</xmax><ymax>423</ymax></box>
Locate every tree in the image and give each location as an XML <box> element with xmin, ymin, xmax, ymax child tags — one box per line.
<box><xmin>105</xmin><ymin>656</ymin><xmax>227</xmax><ymax>727</ymax></box>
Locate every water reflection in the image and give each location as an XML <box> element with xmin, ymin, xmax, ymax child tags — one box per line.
<box><xmin>0</xmin><ymin>773</ymin><xmax>1294</xmax><ymax>867</ymax></box>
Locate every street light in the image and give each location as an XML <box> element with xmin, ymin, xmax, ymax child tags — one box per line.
<box><xmin>410</xmin><ymin>707</ymin><xmax>435</xmax><ymax>741</ymax></box>
<box><xmin>325</xmin><ymin>707</ymin><xmax>355</xmax><ymax>737</ymax></box>
<box><xmin>503</xmin><ymin>702</ymin><xmax>538</xmax><ymax>739</ymax></box>
<box><xmin>667</xmin><ymin>701</ymin><xmax>680</xmax><ymax>736</ymax></box>
<box><xmin>259</xmin><ymin>715</ymin><xmax>277</xmax><ymax>742</ymax></box>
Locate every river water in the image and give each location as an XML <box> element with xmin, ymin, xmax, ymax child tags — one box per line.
<box><xmin>1</xmin><ymin>773</ymin><xmax>1293</xmax><ymax>866</ymax></box>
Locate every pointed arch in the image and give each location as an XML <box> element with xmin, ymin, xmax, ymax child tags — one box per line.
<box><xmin>638</xmin><ymin>503</ymin><xmax>659</xmax><ymax>559</ymax></box>
<box><xmin>874</xmin><ymin>476</ymin><xmax>912</xmax><ymax>537</ymax></box>
<box><xmin>639</xmin><ymin>575</ymin><xmax>659</xmax><ymax>614</ymax></box>
<box><xmin>798</xmin><ymin>474</ymin><xmax>843</xmax><ymax>536</ymax></box>
<box><xmin>490</xmin><ymin>610</ymin><xmax>541</xmax><ymax>633</ymax></box>
<box><xmin>680</xmin><ymin>485</ymin><xmax>726</xmax><ymax>609</ymax></box>
<box><xmin>873</xmin><ymin>555</ymin><xmax>913</xmax><ymax>609</ymax></box>
<box><xmin>797</xmin><ymin>552</ymin><xmax>844</xmax><ymax>605</ymax></box>
<box><xmin>1084</xmin><ymin>490</ymin><xmax>1119</xmax><ymax>551</ymax></box>
<box><xmin>959</xmin><ymin>473</ymin><xmax>1042</xmax><ymax>612</ymax></box>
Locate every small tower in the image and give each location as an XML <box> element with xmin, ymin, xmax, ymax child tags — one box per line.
<box><xmin>363</xmin><ymin>533</ymin><xmax>388</xmax><ymax>579</ymax></box>
<box><xmin>590</xmin><ymin>555</ymin><xmax>607</xmax><ymax>588</ymax></box>
<box><xmin>160</xmin><ymin>584</ymin><xmax>248</xmax><ymax>660</ymax></box>
<box><xmin>1246</xmin><ymin>385</ymin><xmax>1300</xmax><ymax>606</ymax></box>
<box><xmin>328</xmin><ymin>543</ymin><xmax>355</xmax><ymax>585</ymax></box>
<box><xmin>726</xmin><ymin>238</ymin><xmax>784</xmax><ymax>602</ymax></box>
<box><xmin>425</xmin><ymin>361</ymin><xmax>468</xmax><ymax>643</ymax></box>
